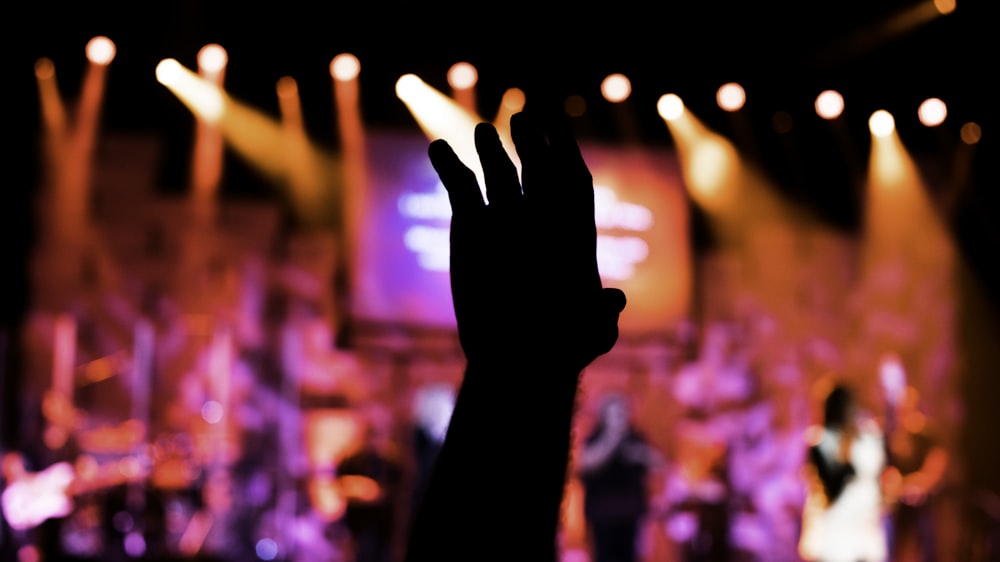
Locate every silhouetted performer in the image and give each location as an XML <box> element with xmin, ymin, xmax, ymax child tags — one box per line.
<box><xmin>402</xmin><ymin>112</ymin><xmax>626</xmax><ymax>561</ymax></box>
<box><xmin>578</xmin><ymin>392</ymin><xmax>661</xmax><ymax>562</ymax></box>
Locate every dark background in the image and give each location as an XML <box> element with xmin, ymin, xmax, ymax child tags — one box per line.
<box><xmin>6</xmin><ymin>0</ymin><xmax>999</xmax><ymax>503</ymax></box>
<box><xmin>11</xmin><ymin>0</ymin><xmax>996</xmax><ymax>226</ymax></box>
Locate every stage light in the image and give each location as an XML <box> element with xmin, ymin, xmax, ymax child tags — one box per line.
<box><xmin>815</xmin><ymin>90</ymin><xmax>844</xmax><ymax>120</ymax></box>
<box><xmin>34</xmin><ymin>57</ymin><xmax>67</xmax><ymax>150</ymax></box>
<box><xmin>689</xmin><ymin>138</ymin><xmax>735</xmax><ymax>201</ymax></box>
<box><xmin>716</xmin><ymin>82</ymin><xmax>745</xmax><ymax>112</ymax></box>
<box><xmin>657</xmin><ymin>94</ymin><xmax>684</xmax><ymax>121</ymax></box>
<box><xmin>156</xmin><ymin>58</ymin><xmax>223</xmax><ymax>123</ymax></box>
<box><xmin>565</xmin><ymin>94</ymin><xmax>587</xmax><ymax>117</ymax></box>
<box><xmin>276</xmin><ymin>75</ymin><xmax>299</xmax><ymax>100</ymax></box>
<box><xmin>917</xmin><ymin>97</ymin><xmax>947</xmax><ymax>127</ymax></box>
<box><xmin>869</xmin><ymin>110</ymin><xmax>895</xmax><ymax>137</ymax></box>
<box><xmin>395</xmin><ymin>72</ymin><xmax>484</xmax><ymax>185</ymax></box>
<box><xmin>501</xmin><ymin>87</ymin><xmax>526</xmax><ymax>111</ymax></box>
<box><xmin>772</xmin><ymin>111</ymin><xmax>793</xmax><ymax>134</ymax></box>
<box><xmin>35</xmin><ymin>57</ymin><xmax>55</xmax><ymax>80</ymax></box>
<box><xmin>156</xmin><ymin>59</ymin><xmax>183</xmax><ymax>86</ymax></box>
<box><xmin>197</xmin><ymin>44</ymin><xmax>228</xmax><ymax>74</ymax></box>
<box><xmin>330</xmin><ymin>53</ymin><xmax>360</xmax><ymax>82</ymax></box>
<box><xmin>395</xmin><ymin>74</ymin><xmax>423</xmax><ymax>100</ymax></box>
<box><xmin>447</xmin><ymin>62</ymin><xmax>478</xmax><ymax>90</ymax></box>
<box><xmin>960</xmin><ymin>122</ymin><xmax>981</xmax><ymax>145</ymax></box>
<box><xmin>85</xmin><ymin>36</ymin><xmax>115</xmax><ymax>65</ymax></box>
<box><xmin>934</xmin><ymin>0</ymin><xmax>956</xmax><ymax>15</ymax></box>
<box><xmin>601</xmin><ymin>73</ymin><xmax>631</xmax><ymax>103</ymax></box>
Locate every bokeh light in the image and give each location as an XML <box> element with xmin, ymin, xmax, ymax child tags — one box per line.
<box><xmin>197</xmin><ymin>44</ymin><xmax>228</xmax><ymax>74</ymax></box>
<box><xmin>716</xmin><ymin>82</ymin><xmax>746</xmax><ymax>112</ymax></box>
<box><xmin>395</xmin><ymin>74</ymin><xmax>422</xmax><ymax>99</ymax></box>
<box><xmin>330</xmin><ymin>53</ymin><xmax>361</xmax><ymax>82</ymax></box>
<box><xmin>772</xmin><ymin>111</ymin><xmax>794</xmax><ymax>134</ymax></box>
<box><xmin>657</xmin><ymin>94</ymin><xmax>684</xmax><ymax>121</ymax></box>
<box><xmin>86</xmin><ymin>36</ymin><xmax>116</xmax><ymax>65</ymax></box>
<box><xmin>601</xmin><ymin>73</ymin><xmax>632</xmax><ymax>103</ymax></box>
<box><xmin>869</xmin><ymin>110</ymin><xmax>895</xmax><ymax>137</ymax></box>
<box><xmin>934</xmin><ymin>0</ymin><xmax>956</xmax><ymax>15</ymax></box>
<box><xmin>960</xmin><ymin>122</ymin><xmax>982</xmax><ymax>144</ymax></box>
<box><xmin>155</xmin><ymin>59</ymin><xmax>183</xmax><ymax>86</ymax></box>
<box><xmin>815</xmin><ymin>90</ymin><xmax>845</xmax><ymax>120</ymax></box>
<box><xmin>917</xmin><ymin>98</ymin><xmax>947</xmax><ymax>127</ymax></box>
<box><xmin>34</xmin><ymin>57</ymin><xmax>55</xmax><ymax>80</ymax></box>
<box><xmin>447</xmin><ymin>62</ymin><xmax>478</xmax><ymax>90</ymax></box>
<box><xmin>565</xmin><ymin>94</ymin><xmax>587</xmax><ymax>117</ymax></box>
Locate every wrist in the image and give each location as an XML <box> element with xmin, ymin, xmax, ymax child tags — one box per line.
<box><xmin>464</xmin><ymin>356</ymin><xmax>583</xmax><ymax>390</ymax></box>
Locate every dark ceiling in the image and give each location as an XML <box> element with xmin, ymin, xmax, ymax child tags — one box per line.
<box><xmin>13</xmin><ymin>1</ymin><xmax>997</xmax><ymax>241</ymax></box>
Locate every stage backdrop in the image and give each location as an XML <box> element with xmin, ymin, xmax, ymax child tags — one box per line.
<box><xmin>353</xmin><ymin>130</ymin><xmax>691</xmax><ymax>335</ymax></box>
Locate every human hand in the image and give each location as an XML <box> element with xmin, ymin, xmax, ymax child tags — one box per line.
<box><xmin>429</xmin><ymin>112</ymin><xmax>625</xmax><ymax>372</ymax></box>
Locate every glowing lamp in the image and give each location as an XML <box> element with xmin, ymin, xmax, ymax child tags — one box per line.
<box><xmin>869</xmin><ymin>110</ymin><xmax>895</xmax><ymax>137</ymax></box>
<box><xmin>155</xmin><ymin>59</ymin><xmax>183</xmax><ymax>86</ymax></box>
<box><xmin>815</xmin><ymin>90</ymin><xmax>844</xmax><ymax>120</ymax></box>
<box><xmin>917</xmin><ymin>98</ymin><xmax>947</xmax><ymax>127</ymax></box>
<box><xmin>330</xmin><ymin>53</ymin><xmax>361</xmax><ymax>82</ymax></box>
<box><xmin>657</xmin><ymin>94</ymin><xmax>684</xmax><ymax>121</ymax></box>
<box><xmin>447</xmin><ymin>62</ymin><xmax>478</xmax><ymax>90</ymax></box>
<box><xmin>716</xmin><ymin>82</ymin><xmax>746</xmax><ymax>112</ymax></box>
<box><xmin>86</xmin><ymin>36</ymin><xmax>116</xmax><ymax>66</ymax></box>
<box><xmin>197</xmin><ymin>44</ymin><xmax>228</xmax><ymax>74</ymax></box>
<box><xmin>601</xmin><ymin>74</ymin><xmax>632</xmax><ymax>103</ymax></box>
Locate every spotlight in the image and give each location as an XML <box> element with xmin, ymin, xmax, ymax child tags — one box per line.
<box><xmin>447</xmin><ymin>62</ymin><xmax>478</xmax><ymax>90</ymax></box>
<box><xmin>276</xmin><ymin>76</ymin><xmax>298</xmax><ymax>99</ymax></box>
<box><xmin>934</xmin><ymin>0</ymin><xmax>956</xmax><ymax>15</ymax></box>
<box><xmin>601</xmin><ymin>73</ymin><xmax>631</xmax><ymax>103</ymax></box>
<box><xmin>815</xmin><ymin>90</ymin><xmax>844</xmax><ymax>120</ymax></box>
<box><xmin>395</xmin><ymin>74</ymin><xmax>423</xmax><ymax>100</ymax></box>
<box><xmin>869</xmin><ymin>110</ymin><xmax>895</xmax><ymax>137</ymax></box>
<box><xmin>960</xmin><ymin>122</ymin><xmax>981</xmax><ymax>145</ymax></box>
<box><xmin>86</xmin><ymin>36</ymin><xmax>116</xmax><ymax>66</ymax></box>
<box><xmin>35</xmin><ymin>57</ymin><xmax>55</xmax><ymax>80</ymax></box>
<box><xmin>917</xmin><ymin>98</ymin><xmax>947</xmax><ymax>127</ymax></box>
<box><xmin>501</xmin><ymin>88</ymin><xmax>526</xmax><ymax>111</ymax></box>
<box><xmin>716</xmin><ymin>82</ymin><xmax>745</xmax><ymax>112</ymax></box>
<box><xmin>330</xmin><ymin>53</ymin><xmax>361</xmax><ymax>82</ymax></box>
<box><xmin>657</xmin><ymin>94</ymin><xmax>684</xmax><ymax>121</ymax></box>
<box><xmin>155</xmin><ymin>59</ymin><xmax>183</xmax><ymax>86</ymax></box>
<box><xmin>156</xmin><ymin>59</ymin><xmax>224</xmax><ymax>123</ymax></box>
<box><xmin>197</xmin><ymin>44</ymin><xmax>228</xmax><ymax>74</ymax></box>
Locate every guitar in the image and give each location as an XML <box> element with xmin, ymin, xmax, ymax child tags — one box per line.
<box><xmin>1</xmin><ymin>453</ymin><xmax>149</xmax><ymax>531</ymax></box>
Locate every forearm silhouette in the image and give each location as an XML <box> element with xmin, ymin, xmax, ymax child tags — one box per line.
<box><xmin>403</xmin><ymin>112</ymin><xmax>626</xmax><ymax>561</ymax></box>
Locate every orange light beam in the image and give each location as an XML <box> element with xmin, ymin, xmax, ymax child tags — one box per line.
<box><xmin>34</xmin><ymin>58</ymin><xmax>68</xmax><ymax>167</ymax></box>
<box><xmin>448</xmin><ymin>62</ymin><xmax>478</xmax><ymax>115</ymax></box>
<box><xmin>157</xmin><ymin>59</ymin><xmax>340</xmax><ymax>227</ymax></box>
<box><xmin>332</xmin><ymin>53</ymin><xmax>367</xmax><ymax>338</ymax></box>
<box><xmin>190</xmin><ymin>44</ymin><xmax>228</xmax><ymax>211</ymax></box>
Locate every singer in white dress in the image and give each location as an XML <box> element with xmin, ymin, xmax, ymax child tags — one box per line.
<box><xmin>799</xmin><ymin>385</ymin><xmax>888</xmax><ymax>562</ymax></box>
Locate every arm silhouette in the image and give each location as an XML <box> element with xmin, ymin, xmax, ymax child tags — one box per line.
<box><xmin>403</xmin><ymin>112</ymin><xmax>626</xmax><ymax>561</ymax></box>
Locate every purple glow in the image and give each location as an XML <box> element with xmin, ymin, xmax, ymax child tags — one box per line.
<box><xmin>354</xmin><ymin>132</ymin><xmax>690</xmax><ymax>332</ymax></box>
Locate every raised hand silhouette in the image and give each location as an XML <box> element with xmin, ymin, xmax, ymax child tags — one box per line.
<box><xmin>429</xmin><ymin>112</ymin><xmax>626</xmax><ymax>372</ymax></box>
<box><xmin>404</xmin><ymin>112</ymin><xmax>626</xmax><ymax>561</ymax></box>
